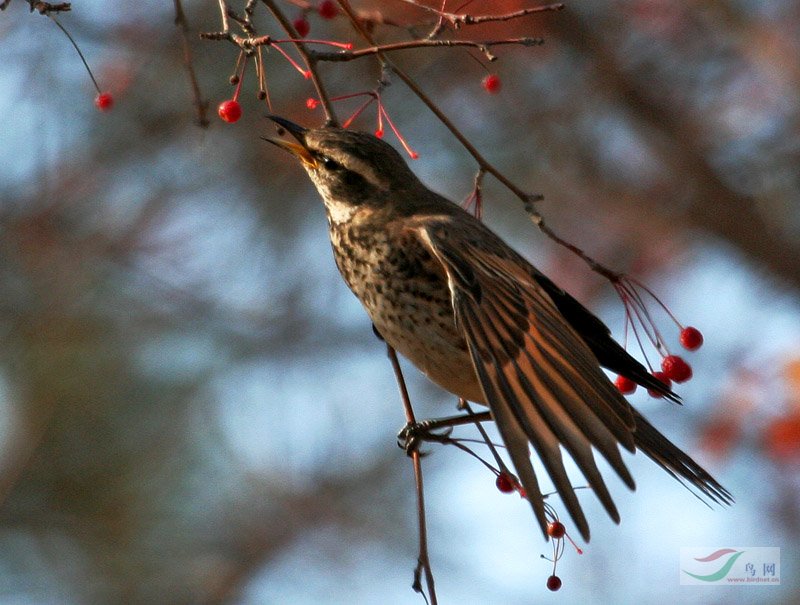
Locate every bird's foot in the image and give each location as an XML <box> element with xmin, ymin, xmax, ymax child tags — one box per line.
<box><xmin>397</xmin><ymin>420</ymin><xmax>454</xmax><ymax>456</ymax></box>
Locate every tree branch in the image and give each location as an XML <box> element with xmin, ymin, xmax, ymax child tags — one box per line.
<box><xmin>397</xmin><ymin>0</ymin><xmax>564</xmax><ymax>28</ymax></box>
<box><xmin>173</xmin><ymin>0</ymin><xmax>209</xmax><ymax>127</ymax></box>
<box><xmin>311</xmin><ymin>36</ymin><xmax>544</xmax><ymax>63</ymax></box>
<box><xmin>261</xmin><ymin>0</ymin><xmax>339</xmax><ymax>125</ymax></box>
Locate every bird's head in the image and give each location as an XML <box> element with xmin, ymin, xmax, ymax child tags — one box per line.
<box><xmin>265</xmin><ymin>116</ymin><xmax>422</xmax><ymax>223</ymax></box>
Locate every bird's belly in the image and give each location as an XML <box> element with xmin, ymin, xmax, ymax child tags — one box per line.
<box><xmin>369</xmin><ymin>296</ymin><xmax>486</xmax><ymax>404</ymax></box>
<box><xmin>330</xmin><ymin>225</ymin><xmax>485</xmax><ymax>403</ymax></box>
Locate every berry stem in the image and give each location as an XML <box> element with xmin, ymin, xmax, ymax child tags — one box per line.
<box><xmin>256</xmin><ymin>46</ymin><xmax>272</xmax><ymax>109</ymax></box>
<box><xmin>49</xmin><ymin>15</ymin><xmax>101</xmax><ymax>94</ymax></box>
<box><xmin>233</xmin><ymin>53</ymin><xmax>247</xmax><ymax>102</ymax></box>
<box><xmin>330</xmin><ymin>91</ymin><xmax>375</xmax><ymax>102</ymax></box>
<box><xmin>380</xmin><ymin>104</ymin><xmax>419</xmax><ymax>159</ymax></box>
<box><xmin>374</xmin><ymin>102</ymin><xmax>384</xmax><ymax>137</ymax></box>
<box><xmin>459</xmin><ymin>399</ymin><xmax>507</xmax><ymax>472</ymax></box>
<box><xmin>341</xmin><ymin>95</ymin><xmax>376</xmax><ymax>129</ymax></box>
<box><xmin>230</xmin><ymin>50</ymin><xmax>245</xmax><ymax>85</ymax></box>
<box><xmin>632</xmin><ymin>277</ymin><xmax>685</xmax><ymax>327</ymax></box>
<box><xmin>271</xmin><ymin>42</ymin><xmax>311</xmax><ymax>78</ymax></box>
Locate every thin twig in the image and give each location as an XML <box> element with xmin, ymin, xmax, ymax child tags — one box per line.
<box><xmin>331</xmin><ymin>1</ymin><xmax>631</xmax><ymax>282</ymax></box>
<box><xmin>459</xmin><ymin>400</ymin><xmax>507</xmax><ymax>471</ymax></box>
<box><xmin>261</xmin><ymin>0</ymin><xmax>339</xmax><ymax>125</ymax></box>
<box><xmin>336</xmin><ymin>0</ymin><xmax>542</xmax><ymax>203</ymax></box>
<box><xmin>173</xmin><ymin>0</ymin><xmax>210</xmax><ymax>127</ymax></box>
<box><xmin>47</xmin><ymin>14</ymin><xmax>100</xmax><ymax>93</ymax></box>
<box><xmin>311</xmin><ymin>37</ymin><xmax>544</xmax><ymax>62</ymax></box>
<box><xmin>398</xmin><ymin>0</ymin><xmax>564</xmax><ymax>27</ymax></box>
<box><xmin>426</xmin><ymin>0</ymin><xmax>449</xmax><ymax>38</ymax></box>
<box><xmin>386</xmin><ymin>344</ymin><xmax>438</xmax><ymax>605</ymax></box>
<box><xmin>522</xmin><ymin>200</ymin><xmax>617</xmax><ymax>279</ymax></box>
<box><xmin>216</xmin><ymin>0</ymin><xmax>231</xmax><ymax>33</ymax></box>
<box><xmin>7</xmin><ymin>1</ymin><xmax>71</xmax><ymax>12</ymax></box>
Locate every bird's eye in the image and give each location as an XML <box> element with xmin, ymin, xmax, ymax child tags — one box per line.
<box><xmin>321</xmin><ymin>156</ymin><xmax>343</xmax><ymax>171</ymax></box>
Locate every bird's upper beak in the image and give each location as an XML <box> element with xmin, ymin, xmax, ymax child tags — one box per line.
<box><xmin>264</xmin><ymin>115</ymin><xmax>317</xmax><ymax>168</ymax></box>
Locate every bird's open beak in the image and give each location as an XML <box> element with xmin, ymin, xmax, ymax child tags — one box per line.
<box><xmin>264</xmin><ymin>115</ymin><xmax>317</xmax><ymax>168</ymax></box>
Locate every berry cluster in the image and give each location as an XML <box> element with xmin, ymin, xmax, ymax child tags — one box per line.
<box><xmin>291</xmin><ymin>1</ymin><xmax>338</xmax><ymax>41</ymax></box>
<box><xmin>306</xmin><ymin>89</ymin><xmax>420</xmax><ymax>159</ymax></box>
<box><xmin>214</xmin><ymin>32</ymin><xmax>353</xmax><ymax>125</ymax></box>
<box><xmin>609</xmin><ymin>275</ymin><xmax>706</xmax><ymax>399</ymax></box>
<box><xmin>615</xmin><ymin>325</ymin><xmax>704</xmax><ymax>398</ymax></box>
<box><xmin>494</xmin><ymin>471</ymin><xmax>582</xmax><ymax>592</ymax></box>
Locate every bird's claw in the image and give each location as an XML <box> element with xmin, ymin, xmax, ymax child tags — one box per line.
<box><xmin>397</xmin><ymin>420</ymin><xmax>454</xmax><ymax>456</ymax></box>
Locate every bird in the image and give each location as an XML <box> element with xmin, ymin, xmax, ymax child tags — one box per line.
<box><xmin>265</xmin><ymin>115</ymin><xmax>732</xmax><ymax>541</ymax></box>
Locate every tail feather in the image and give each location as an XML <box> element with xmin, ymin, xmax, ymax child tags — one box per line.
<box><xmin>632</xmin><ymin>408</ymin><xmax>733</xmax><ymax>505</ymax></box>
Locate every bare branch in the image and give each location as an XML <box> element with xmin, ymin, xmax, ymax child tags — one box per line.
<box><xmin>173</xmin><ymin>0</ymin><xmax>209</xmax><ymax>127</ymax></box>
<box><xmin>261</xmin><ymin>0</ymin><xmax>339</xmax><ymax>125</ymax></box>
<box><xmin>216</xmin><ymin>0</ymin><xmax>231</xmax><ymax>34</ymax></box>
<box><xmin>336</xmin><ymin>0</ymin><xmax>542</xmax><ymax>205</ymax></box>
<box><xmin>397</xmin><ymin>0</ymin><xmax>564</xmax><ymax>29</ymax></box>
<box><xmin>311</xmin><ymin>36</ymin><xmax>544</xmax><ymax>62</ymax></box>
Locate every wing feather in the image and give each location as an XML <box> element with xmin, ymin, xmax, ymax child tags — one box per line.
<box><xmin>460</xmin><ymin>299</ymin><xmax>593</xmax><ymax>537</ymax></box>
<box><xmin>413</xmin><ymin>218</ymin><xmax>731</xmax><ymax>541</ymax></box>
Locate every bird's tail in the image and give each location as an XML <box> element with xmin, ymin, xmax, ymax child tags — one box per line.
<box><xmin>631</xmin><ymin>408</ymin><xmax>733</xmax><ymax>505</ymax></box>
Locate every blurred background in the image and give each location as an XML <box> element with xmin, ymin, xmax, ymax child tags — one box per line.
<box><xmin>1</xmin><ymin>0</ymin><xmax>799</xmax><ymax>603</ymax></box>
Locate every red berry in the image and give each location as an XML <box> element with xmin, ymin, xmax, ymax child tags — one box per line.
<box><xmin>546</xmin><ymin>575</ymin><xmax>562</xmax><ymax>591</ymax></box>
<box><xmin>218</xmin><ymin>99</ymin><xmax>242</xmax><ymax>123</ymax></box>
<box><xmin>94</xmin><ymin>92</ymin><xmax>114</xmax><ymax>111</ymax></box>
<box><xmin>481</xmin><ymin>74</ymin><xmax>501</xmax><ymax>94</ymax></box>
<box><xmin>661</xmin><ymin>355</ymin><xmax>693</xmax><ymax>383</ymax></box>
<box><xmin>318</xmin><ymin>0</ymin><xmax>338</xmax><ymax>19</ymax></box>
<box><xmin>306</xmin><ymin>98</ymin><xmax>319</xmax><ymax>109</ymax></box>
<box><xmin>615</xmin><ymin>375</ymin><xmax>637</xmax><ymax>395</ymax></box>
<box><xmin>547</xmin><ymin>521</ymin><xmax>566</xmax><ymax>539</ymax></box>
<box><xmin>495</xmin><ymin>472</ymin><xmax>515</xmax><ymax>493</ymax></box>
<box><xmin>293</xmin><ymin>16</ymin><xmax>310</xmax><ymax>37</ymax></box>
<box><xmin>648</xmin><ymin>371</ymin><xmax>672</xmax><ymax>398</ymax></box>
<box><xmin>680</xmin><ymin>326</ymin><xmax>704</xmax><ymax>351</ymax></box>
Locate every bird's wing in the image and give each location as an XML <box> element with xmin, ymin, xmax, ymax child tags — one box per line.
<box><xmin>631</xmin><ymin>408</ymin><xmax>732</xmax><ymax>505</ymax></box>
<box><xmin>414</xmin><ymin>219</ymin><xmax>640</xmax><ymax>541</ymax></box>
<box><xmin>531</xmin><ymin>272</ymin><xmax>682</xmax><ymax>402</ymax></box>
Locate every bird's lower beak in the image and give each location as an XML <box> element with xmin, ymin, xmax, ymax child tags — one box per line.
<box><xmin>264</xmin><ymin>115</ymin><xmax>317</xmax><ymax>168</ymax></box>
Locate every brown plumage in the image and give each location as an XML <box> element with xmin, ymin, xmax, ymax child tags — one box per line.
<box><xmin>266</xmin><ymin>116</ymin><xmax>732</xmax><ymax>541</ymax></box>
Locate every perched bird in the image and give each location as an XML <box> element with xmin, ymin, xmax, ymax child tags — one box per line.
<box><xmin>266</xmin><ymin>116</ymin><xmax>731</xmax><ymax>541</ymax></box>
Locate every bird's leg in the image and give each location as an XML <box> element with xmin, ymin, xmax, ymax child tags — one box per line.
<box><xmin>372</xmin><ymin>322</ymin><xmax>488</xmax><ymax>452</ymax></box>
